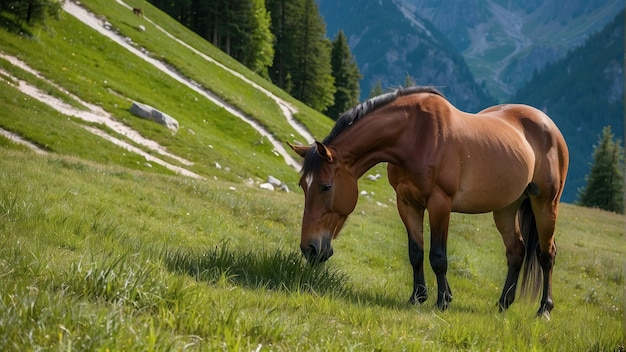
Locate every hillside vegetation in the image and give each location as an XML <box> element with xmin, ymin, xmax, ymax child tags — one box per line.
<box><xmin>0</xmin><ymin>1</ymin><xmax>624</xmax><ymax>350</ymax></box>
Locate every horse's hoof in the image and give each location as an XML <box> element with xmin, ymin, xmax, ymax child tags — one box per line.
<box><xmin>409</xmin><ymin>294</ymin><xmax>427</xmax><ymax>305</ymax></box>
<box><xmin>435</xmin><ymin>300</ymin><xmax>450</xmax><ymax>311</ymax></box>
<box><xmin>537</xmin><ymin>309</ymin><xmax>551</xmax><ymax>321</ymax></box>
<box><xmin>536</xmin><ymin>300</ymin><xmax>553</xmax><ymax>320</ymax></box>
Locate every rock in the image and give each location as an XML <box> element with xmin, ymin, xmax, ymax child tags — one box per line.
<box><xmin>366</xmin><ymin>173</ymin><xmax>382</xmax><ymax>181</ymax></box>
<box><xmin>267</xmin><ymin>175</ymin><xmax>289</xmax><ymax>193</ymax></box>
<box><xmin>259</xmin><ymin>183</ymin><xmax>274</xmax><ymax>191</ymax></box>
<box><xmin>267</xmin><ymin>175</ymin><xmax>282</xmax><ymax>187</ymax></box>
<box><xmin>130</xmin><ymin>101</ymin><xmax>179</xmax><ymax>131</ymax></box>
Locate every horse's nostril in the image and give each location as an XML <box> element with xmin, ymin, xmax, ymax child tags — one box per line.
<box><xmin>302</xmin><ymin>244</ymin><xmax>318</xmax><ymax>257</ymax></box>
<box><xmin>302</xmin><ymin>243</ymin><xmax>323</xmax><ymax>264</ymax></box>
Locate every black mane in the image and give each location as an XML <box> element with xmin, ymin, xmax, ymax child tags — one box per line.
<box><xmin>322</xmin><ymin>86</ymin><xmax>443</xmax><ymax>145</ymax></box>
<box><xmin>302</xmin><ymin>86</ymin><xmax>444</xmax><ymax>176</ymax></box>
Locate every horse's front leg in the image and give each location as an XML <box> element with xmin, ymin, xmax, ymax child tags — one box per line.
<box><xmin>427</xmin><ymin>197</ymin><xmax>453</xmax><ymax>310</ymax></box>
<box><xmin>396</xmin><ymin>197</ymin><xmax>427</xmax><ymax>304</ymax></box>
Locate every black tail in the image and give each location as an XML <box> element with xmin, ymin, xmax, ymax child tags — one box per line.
<box><xmin>519</xmin><ymin>198</ymin><xmax>542</xmax><ymax>300</ymax></box>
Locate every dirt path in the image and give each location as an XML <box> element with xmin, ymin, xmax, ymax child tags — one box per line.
<box><xmin>0</xmin><ymin>127</ymin><xmax>47</xmax><ymax>154</ymax></box>
<box><xmin>64</xmin><ymin>1</ymin><xmax>307</xmax><ymax>171</ymax></box>
<box><xmin>0</xmin><ymin>58</ymin><xmax>202</xmax><ymax>178</ymax></box>
<box><xmin>116</xmin><ymin>0</ymin><xmax>315</xmax><ymax>145</ymax></box>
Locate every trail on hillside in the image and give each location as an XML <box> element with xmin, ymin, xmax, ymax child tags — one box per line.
<box><xmin>64</xmin><ymin>1</ymin><xmax>309</xmax><ymax>171</ymax></box>
<box><xmin>0</xmin><ymin>56</ymin><xmax>202</xmax><ymax>178</ymax></box>
<box><xmin>0</xmin><ymin>126</ymin><xmax>47</xmax><ymax>154</ymax></box>
<box><xmin>114</xmin><ymin>0</ymin><xmax>315</xmax><ymax>145</ymax></box>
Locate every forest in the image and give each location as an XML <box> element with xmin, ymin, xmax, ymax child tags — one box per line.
<box><xmin>147</xmin><ymin>0</ymin><xmax>361</xmax><ymax>118</ymax></box>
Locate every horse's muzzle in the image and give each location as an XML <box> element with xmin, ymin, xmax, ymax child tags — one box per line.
<box><xmin>301</xmin><ymin>235</ymin><xmax>333</xmax><ymax>264</ymax></box>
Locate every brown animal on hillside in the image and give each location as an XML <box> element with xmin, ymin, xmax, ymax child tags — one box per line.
<box><xmin>132</xmin><ymin>7</ymin><xmax>143</xmax><ymax>17</ymax></box>
<box><xmin>289</xmin><ymin>86</ymin><xmax>569</xmax><ymax>320</ymax></box>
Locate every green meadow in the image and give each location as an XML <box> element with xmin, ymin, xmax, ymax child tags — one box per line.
<box><xmin>0</xmin><ymin>0</ymin><xmax>624</xmax><ymax>350</ymax></box>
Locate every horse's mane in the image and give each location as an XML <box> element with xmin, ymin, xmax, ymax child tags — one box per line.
<box><xmin>322</xmin><ymin>86</ymin><xmax>444</xmax><ymax>145</ymax></box>
<box><xmin>302</xmin><ymin>86</ymin><xmax>444</xmax><ymax>176</ymax></box>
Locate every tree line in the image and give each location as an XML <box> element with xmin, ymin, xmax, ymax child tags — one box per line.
<box><xmin>147</xmin><ymin>0</ymin><xmax>362</xmax><ymax>118</ymax></box>
<box><xmin>0</xmin><ymin>0</ymin><xmax>63</xmax><ymax>25</ymax></box>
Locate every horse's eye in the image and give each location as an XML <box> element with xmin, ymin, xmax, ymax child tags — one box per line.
<box><xmin>321</xmin><ymin>183</ymin><xmax>332</xmax><ymax>192</ymax></box>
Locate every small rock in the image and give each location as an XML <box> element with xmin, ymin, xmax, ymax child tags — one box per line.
<box><xmin>259</xmin><ymin>183</ymin><xmax>274</xmax><ymax>191</ymax></box>
<box><xmin>130</xmin><ymin>101</ymin><xmax>179</xmax><ymax>131</ymax></box>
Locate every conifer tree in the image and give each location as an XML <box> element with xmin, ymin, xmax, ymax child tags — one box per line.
<box><xmin>1</xmin><ymin>0</ymin><xmax>62</xmax><ymax>25</ymax></box>
<box><xmin>369</xmin><ymin>79</ymin><xmax>383</xmax><ymax>98</ymax></box>
<box><xmin>150</xmin><ymin>0</ymin><xmax>273</xmax><ymax>77</ymax></box>
<box><xmin>236</xmin><ymin>0</ymin><xmax>274</xmax><ymax>78</ymax></box>
<box><xmin>267</xmin><ymin>0</ymin><xmax>335</xmax><ymax>112</ymax></box>
<box><xmin>291</xmin><ymin>0</ymin><xmax>335</xmax><ymax>112</ymax></box>
<box><xmin>326</xmin><ymin>30</ymin><xmax>362</xmax><ymax>120</ymax></box>
<box><xmin>266</xmin><ymin>0</ymin><xmax>302</xmax><ymax>90</ymax></box>
<box><xmin>577</xmin><ymin>125</ymin><xmax>624</xmax><ymax>213</ymax></box>
<box><xmin>404</xmin><ymin>73</ymin><xmax>416</xmax><ymax>88</ymax></box>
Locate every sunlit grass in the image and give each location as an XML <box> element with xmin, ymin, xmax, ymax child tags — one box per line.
<box><xmin>0</xmin><ymin>149</ymin><xmax>623</xmax><ymax>351</ymax></box>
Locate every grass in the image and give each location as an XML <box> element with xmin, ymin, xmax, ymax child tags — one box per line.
<box><xmin>0</xmin><ymin>1</ymin><xmax>624</xmax><ymax>350</ymax></box>
<box><xmin>0</xmin><ymin>149</ymin><xmax>624</xmax><ymax>351</ymax></box>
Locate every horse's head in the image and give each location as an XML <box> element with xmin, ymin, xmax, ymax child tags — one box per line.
<box><xmin>289</xmin><ymin>141</ymin><xmax>359</xmax><ymax>265</ymax></box>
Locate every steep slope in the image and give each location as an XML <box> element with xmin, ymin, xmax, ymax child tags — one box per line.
<box><xmin>317</xmin><ymin>0</ymin><xmax>494</xmax><ymax>112</ymax></box>
<box><xmin>513</xmin><ymin>12</ymin><xmax>624</xmax><ymax>203</ymax></box>
<box><xmin>402</xmin><ymin>0</ymin><xmax>624</xmax><ymax>99</ymax></box>
<box><xmin>0</xmin><ymin>0</ymin><xmax>334</xmax><ymax>189</ymax></box>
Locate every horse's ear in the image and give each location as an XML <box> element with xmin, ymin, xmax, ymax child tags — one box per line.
<box><xmin>287</xmin><ymin>142</ymin><xmax>310</xmax><ymax>158</ymax></box>
<box><xmin>315</xmin><ymin>141</ymin><xmax>334</xmax><ymax>163</ymax></box>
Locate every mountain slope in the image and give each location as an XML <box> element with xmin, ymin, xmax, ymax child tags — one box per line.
<box><xmin>0</xmin><ymin>0</ymin><xmax>336</xmax><ymax>190</ymax></box>
<box><xmin>401</xmin><ymin>0</ymin><xmax>625</xmax><ymax>99</ymax></box>
<box><xmin>513</xmin><ymin>12</ymin><xmax>624</xmax><ymax>203</ymax></box>
<box><xmin>317</xmin><ymin>0</ymin><xmax>494</xmax><ymax>112</ymax></box>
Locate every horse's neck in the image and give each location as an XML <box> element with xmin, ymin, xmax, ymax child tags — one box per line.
<box><xmin>334</xmin><ymin>112</ymin><xmax>411</xmax><ymax>178</ymax></box>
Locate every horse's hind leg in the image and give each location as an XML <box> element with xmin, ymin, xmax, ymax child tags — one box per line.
<box><xmin>530</xmin><ymin>198</ymin><xmax>559</xmax><ymax>319</ymax></box>
<box><xmin>493</xmin><ymin>201</ymin><xmax>525</xmax><ymax>311</ymax></box>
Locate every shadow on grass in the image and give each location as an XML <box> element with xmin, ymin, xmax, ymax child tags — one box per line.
<box><xmin>162</xmin><ymin>243</ymin><xmax>407</xmax><ymax>309</ymax></box>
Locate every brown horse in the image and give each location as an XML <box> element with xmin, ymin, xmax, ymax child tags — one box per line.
<box><xmin>289</xmin><ymin>86</ymin><xmax>568</xmax><ymax>318</ymax></box>
<box><xmin>133</xmin><ymin>7</ymin><xmax>144</xmax><ymax>18</ymax></box>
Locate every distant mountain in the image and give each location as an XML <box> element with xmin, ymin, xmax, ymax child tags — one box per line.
<box><xmin>513</xmin><ymin>12</ymin><xmax>624</xmax><ymax>203</ymax></box>
<box><xmin>402</xmin><ymin>0</ymin><xmax>625</xmax><ymax>99</ymax></box>
<box><xmin>317</xmin><ymin>0</ymin><xmax>494</xmax><ymax>112</ymax></box>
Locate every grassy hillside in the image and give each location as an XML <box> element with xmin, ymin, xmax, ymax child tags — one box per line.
<box><xmin>0</xmin><ymin>1</ymin><xmax>624</xmax><ymax>351</ymax></box>
<box><xmin>1</xmin><ymin>148</ymin><xmax>624</xmax><ymax>351</ymax></box>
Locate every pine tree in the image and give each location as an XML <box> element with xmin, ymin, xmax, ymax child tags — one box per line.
<box><xmin>238</xmin><ymin>0</ymin><xmax>274</xmax><ymax>78</ymax></box>
<box><xmin>369</xmin><ymin>79</ymin><xmax>383</xmax><ymax>98</ymax></box>
<box><xmin>267</xmin><ymin>0</ymin><xmax>335</xmax><ymax>112</ymax></box>
<box><xmin>150</xmin><ymin>0</ymin><xmax>273</xmax><ymax>78</ymax></box>
<box><xmin>291</xmin><ymin>0</ymin><xmax>335</xmax><ymax>112</ymax></box>
<box><xmin>404</xmin><ymin>73</ymin><xmax>416</xmax><ymax>88</ymax></box>
<box><xmin>577</xmin><ymin>125</ymin><xmax>624</xmax><ymax>213</ymax></box>
<box><xmin>266</xmin><ymin>0</ymin><xmax>302</xmax><ymax>90</ymax></box>
<box><xmin>326</xmin><ymin>30</ymin><xmax>362</xmax><ymax>120</ymax></box>
<box><xmin>1</xmin><ymin>0</ymin><xmax>63</xmax><ymax>25</ymax></box>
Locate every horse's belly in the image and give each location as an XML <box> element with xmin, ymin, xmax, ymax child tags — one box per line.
<box><xmin>451</xmin><ymin>168</ymin><xmax>530</xmax><ymax>213</ymax></box>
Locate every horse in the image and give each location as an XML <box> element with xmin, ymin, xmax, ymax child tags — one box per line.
<box><xmin>132</xmin><ymin>7</ymin><xmax>144</xmax><ymax>18</ymax></box>
<box><xmin>288</xmin><ymin>86</ymin><xmax>569</xmax><ymax>319</ymax></box>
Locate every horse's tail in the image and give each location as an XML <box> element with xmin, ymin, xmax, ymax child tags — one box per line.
<box><xmin>518</xmin><ymin>197</ymin><xmax>542</xmax><ymax>300</ymax></box>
